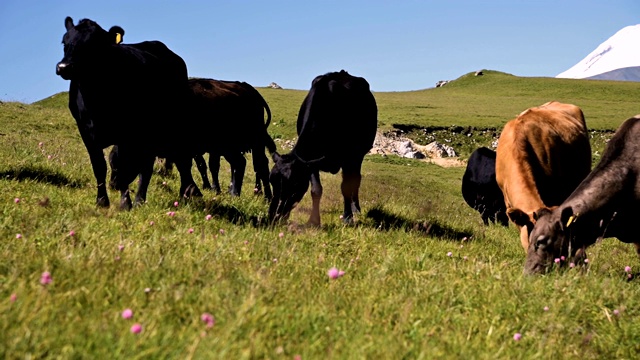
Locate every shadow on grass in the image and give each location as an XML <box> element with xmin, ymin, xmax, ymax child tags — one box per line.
<box><xmin>364</xmin><ymin>205</ymin><xmax>473</xmax><ymax>240</ymax></box>
<box><xmin>184</xmin><ymin>198</ymin><xmax>268</xmax><ymax>227</ymax></box>
<box><xmin>0</xmin><ymin>166</ymin><xmax>84</xmax><ymax>188</ymax></box>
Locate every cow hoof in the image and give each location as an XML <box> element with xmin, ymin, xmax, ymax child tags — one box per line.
<box><xmin>120</xmin><ymin>198</ymin><xmax>132</xmax><ymax>211</ymax></box>
<box><xmin>183</xmin><ymin>184</ymin><xmax>203</xmax><ymax>198</ymax></box>
<box><xmin>97</xmin><ymin>197</ymin><xmax>110</xmax><ymax>208</ymax></box>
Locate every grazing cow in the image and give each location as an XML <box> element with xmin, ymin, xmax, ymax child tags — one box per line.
<box><xmin>110</xmin><ymin>79</ymin><xmax>276</xmax><ymax>199</ymax></box>
<box><xmin>461</xmin><ymin>147</ymin><xmax>508</xmax><ymax>226</ymax></box>
<box><xmin>495</xmin><ymin>101</ymin><xmax>591</xmax><ymax>251</ymax></box>
<box><xmin>524</xmin><ymin>116</ymin><xmax>640</xmax><ymax>274</ymax></box>
<box><xmin>56</xmin><ymin>16</ymin><xmax>202</xmax><ymax>209</ymax></box>
<box><xmin>268</xmin><ymin>70</ymin><xmax>377</xmax><ymax>226</ymax></box>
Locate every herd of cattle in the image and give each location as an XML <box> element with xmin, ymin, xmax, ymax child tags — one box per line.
<box><xmin>55</xmin><ymin>17</ymin><xmax>639</xmax><ymax>274</ymax></box>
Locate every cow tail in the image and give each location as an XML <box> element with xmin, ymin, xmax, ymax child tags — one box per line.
<box><xmin>264</xmin><ymin>132</ymin><xmax>277</xmax><ymax>155</ymax></box>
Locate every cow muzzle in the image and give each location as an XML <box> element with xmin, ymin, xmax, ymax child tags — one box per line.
<box><xmin>56</xmin><ymin>62</ymin><xmax>73</xmax><ymax>80</ymax></box>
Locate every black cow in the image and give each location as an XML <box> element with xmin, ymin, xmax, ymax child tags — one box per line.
<box><xmin>524</xmin><ymin>115</ymin><xmax>640</xmax><ymax>274</ymax></box>
<box><xmin>109</xmin><ymin>79</ymin><xmax>276</xmax><ymax>199</ymax></box>
<box><xmin>56</xmin><ymin>16</ymin><xmax>202</xmax><ymax>209</ymax></box>
<box><xmin>461</xmin><ymin>147</ymin><xmax>509</xmax><ymax>226</ymax></box>
<box><xmin>188</xmin><ymin>78</ymin><xmax>276</xmax><ymax>199</ymax></box>
<box><xmin>268</xmin><ymin>70</ymin><xmax>377</xmax><ymax>226</ymax></box>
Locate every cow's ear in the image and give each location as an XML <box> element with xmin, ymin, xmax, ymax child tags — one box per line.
<box><xmin>65</xmin><ymin>16</ymin><xmax>74</xmax><ymax>31</ymax></box>
<box><xmin>533</xmin><ymin>207</ymin><xmax>554</xmax><ymax>221</ymax></box>
<box><xmin>507</xmin><ymin>208</ymin><xmax>533</xmax><ymax>228</ymax></box>
<box><xmin>109</xmin><ymin>26</ymin><xmax>125</xmax><ymax>44</ymax></box>
<box><xmin>560</xmin><ymin>206</ymin><xmax>576</xmax><ymax>229</ymax></box>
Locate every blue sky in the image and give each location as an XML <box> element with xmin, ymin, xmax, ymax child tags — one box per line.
<box><xmin>0</xmin><ymin>0</ymin><xmax>638</xmax><ymax>103</ymax></box>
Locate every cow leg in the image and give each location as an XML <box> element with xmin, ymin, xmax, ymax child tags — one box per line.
<box><xmin>252</xmin><ymin>148</ymin><xmax>272</xmax><ymax>200</ymax></box>
<box><xmin>194</xmin><ymin>154</ymin><xmax>212</xmax><ymax>190</ymax></box>
<box><xmin>208</xmin><ymin>154</ymin><xmax>222</xmax><ymax>194</ymax></box>
<box><xmin>85</xmin><ymin>145</ymin><xmax>110</xmax><ymax>208</ymax></box>
<box><xmin>225</xmin><ymin>152</ymin><xmax>246</xmax><ymax>196</ymax></box>
<box><xmin>159</xmin><ymin>158</ymin><xmax>174</xmax><ymax>177</ymax></box>
<box><xmin>341</xmin><ymin>161</ymin><xmax>363</xmax><ymax>224</ymax></box>
<box><xmin>134</xmin><ymin>155</ymin><xmax>155</xmax><ymax>206</ymax></box>
<box><xmin>308</xmin><ymin>170</ymin><xmax>322</xmax><ymax>227</ymax></box>
<box><xmin>174</xmin><ymin>156</ymin><xmax>202</xmax><ymax>199</ymax></box>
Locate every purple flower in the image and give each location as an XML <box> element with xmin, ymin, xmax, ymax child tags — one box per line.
<box><xmin>122</xmin><ymin>309</ymin><xmax>133</xmax><ymax>319</ymax></box>
<box><xmin>10</xmin><ymin>293</ymin><xmax>17</xmax><ymax>302</ymax></box>
<box><xmin>173</xmin><ymin>201</ymin><xmax>179</xmax><ymax>207</ymax></box>
<box><xmin>554</xmin><ymin>258</ymin><xmax>560</xmax><ymax>264</ymax></box>
<box><xmin>40</xmin><ymin>271</ymin><xmax>52</xmax><ymax>285</ymax></box>
<box><xmin>167</xmin><ymin>211</ymin><xmax>175</xmax><ymax>217</ymax></box>
<box><xmin>584</xmin><ymin>259</ymin><xmax>589</xmax><ymax>264</ymax></box>
<box><xmin>543</xmin><ymin>306</ymin><xmax>549</xmax><ymax>311</ymax></box>
<box><xmin>625</xmin><ymin>266</ymin><xmax>632</xmax><ymax>273</ymax></box>
<box><xmin>328</xmin><ymin>267</ymin><xmax>340</xmax><ymax>279</ymax></box>
<box><xmin>201</xmin><ymin>313</ymin><xmax>215</xmax><ymax>328</ymax></box>
<box><xmin>613</xmin><ymin>309</ymin><xmax>620</xmax><ymax>316</ymax></box>
<box><xmin>278</xmin><ymin>232</ymin><xmax>284</xmax><ymax>238</ymax></box>
<box><xmin>69</xmin><ymin>230</ymin><xmax>76</xmax><ymax>237</ymax></box>
<box><xmin>569</xmin><ymin>262</ymin><xmax>576</xmax><ymax>268</ymax></box>
<box><xmin>118</xmin><ymin>244</ymin><xmax>125</xmax><ymax>252</ymax></box>
<box><xmin>16</xmin><ymin>234</ymin><xmax>22</xmax><ymax>239</ymax></box>
<box><xmin>14</xmin><ymin>198</ymin><xmax>20</xmax><ymax>204</ymax></box>
<box><xmin>205</xmin><ymin>214</ymin><xmax>212</xmax><ymax>221</ymax></box>
<box><xmin>447</xmin><ymin>252</ymin><xmax>453</xmax><ymax>257</ymax></box>
<box><xmin>219</xmin><ymin>229</ymin><xmax>225</xmax><ymax>235</ymax></box>
<box><xmin>188</xmin><ymin>228</ymin><xmax>194</xmax><ymax>234</ymax></box>
<box><xmin>513</xmin><ymin>333</ymin><xmax>522</xmax><ymax>341</ymax></box>
<box><xmin>149</xmin><ymin>221</ymin><xmax>155</xmax><ymax>226</ymax></box>
<box><xmin>130</xmin><ymin>323</ymin><xmax>142</xmax><ymax>334</ymax></box>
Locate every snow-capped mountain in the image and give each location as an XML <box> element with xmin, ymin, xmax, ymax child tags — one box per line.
<box><xmin>556</xmin><ymin>24</ymin><xmax>640</xmax><ymax>81</ymax></box>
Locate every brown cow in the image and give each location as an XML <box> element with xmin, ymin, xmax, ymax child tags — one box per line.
<box><xmin>495</xmin><ymin>101</ymin><xmax>592</xmax><ymax>251</ymax></box>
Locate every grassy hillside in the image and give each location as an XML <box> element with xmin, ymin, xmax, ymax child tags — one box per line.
<box><xmin>2</xmin><ymin>73</ymin><xmax>640</xmax><ymax>358</ymax></box>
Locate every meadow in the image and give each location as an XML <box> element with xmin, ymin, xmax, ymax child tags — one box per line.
<box><xmin>2</xmin><ymin>71</ymin><xmax>640</xmax><ymax>359</ymax></box>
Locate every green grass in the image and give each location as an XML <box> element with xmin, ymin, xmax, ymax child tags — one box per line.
<box><xmin>3</xmin><ymin>71</ymin><xmax>640</xmax><ymax>358</ymax></box>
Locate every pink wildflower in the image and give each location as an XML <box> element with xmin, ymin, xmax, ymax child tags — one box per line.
<box><xmin>167</xmin><ymin>211</ymin><xmax>175</xmax><ymax>217</ymax></box>
<box><xmin>219</xmin><ymin>229</ymin><xmax>225</xmax><ymax>235</ymax></box>
<box><xmin>569</xmin><ymin>262</ymin><xmax>576</xmax><ymax>268</ymax></box>
<box><xmin>130</xmin><ymin>323</ymin><xmax>142</xmax><ymax>334</ymax></box>
<box><xmin>278</xmin><ymin>232</ymin><xmax>284</xmax><ymax>238</ymax></box>
<box><xmin>543</xmin><ymin>306</ymin><xmax>549</xmax><ymax>311</ymax></box>
<box><xmin>16</xmin><ymin>234</ymin><xmax>22</xmax><ymax>239</ymax></box>
<box><xmin>38</xmin><ymin>142</ymin><xmax>44</xmax><ymax>148</ymax></box>
<box><xmin>40</xmin><ymin>271</ymin><xmax>52</xmax><ymax>285</ymax></box>
<box><xmin>69</xmin><ymin>230</ymin><xmax>75</xmax><ymax>237</ymax></box>
<box><xmin>447</xmin><ymin>252</ymin><xmax>453</xmax><ymax>257</ymax></box>
<box><xmin>613</xmin><ymin>309</ymin><xmax>620</xmax><ymax>316</ymax></box>
<box><xmin>122</xmin><ymin>309</ymin><xmax>133</xmax><ymax>319</ymax></box>
<box><xmin>201</xmin><ymin>313</ymin><xmax>215</xmax><ymax>328</ymax></box>
<box><xmin>188</xmin><ymin>228</ymin><xmax>194</xmax><ymax>234</ymax></box>
<box><xmin>174</xmin><ymin>201</ymin><xmax>179</xmax><ymax>207</ymax></box>
<box><xmin>205</xmin><ymin>214</ymin><xmax>212</xmax><ymax>221</ymax></box>
<box><xmin>584</xmin><ymin>259</ymin><xmax>589</xmax><ymax>264</ymax></box>
<box><xmin>118</xmin><ymin>244</ymin><xmax>125</xmax><ymax>251</ymax></box>
<box><xmin>554</xmin><ymin>258</ymin><xmax>560</xmax><ymax>264</ymax></box>
<box><xmin>513</xmin><ymin>333</ymin><xmax>522</xmax><ymax>341</ymax></box>
<box><xmin>328</xmin><ymin>267</ymin><xmax>340</xmax><ymax>279</ymax></box>
<box><xmin>10</xmin><ymin>293</ymin><xmax>17</xmax><ymax>302</ymax></box>
<box><xmin>625</xmin><ymin>266</ymin><xmax>632</xmax><ymax>273</ymax></box>
<box><xmin>14</xmin><ymin>198</ymin><xmax>20</xmax><ymax>204</ymax></box>
<box><xmin>149</xmin><ymin>221</ymin><xmax>155</xmax><ymax>226</ymax></box>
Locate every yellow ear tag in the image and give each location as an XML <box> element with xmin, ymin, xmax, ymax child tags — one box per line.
<box><xmin>115</xmin><ymin>33</ymin><xmax>122</xmax><ymax>44</ymax></box>
<box><xmin>566</xmin><ymin>213</ymin><xmax>579</xmax><ymax>227</ymax></box>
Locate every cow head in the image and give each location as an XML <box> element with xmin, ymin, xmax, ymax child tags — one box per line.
<box><xmin>56</xmin><ymin>16</ymin><xmax>125</xmax><ymax>80</ymax></box>
<box><xmin>268</xmin><ymin>152</ymin><xmax>312</xmax><ymax>223</ymax></box>
<box><xmin>524</xmin><ymin>206</ymin><xmax>586</xmax><ymax>274</ymax></box>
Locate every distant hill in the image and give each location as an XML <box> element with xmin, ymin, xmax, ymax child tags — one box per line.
<box><xmin>557</xmin><ymin>24</ymin><xmax>640</xmax><ymax>82</ymax></box>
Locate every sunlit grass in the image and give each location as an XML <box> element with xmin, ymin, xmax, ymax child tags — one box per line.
<box><xmin>3</xmin><ymin>73</ymin><xmax>640</xmax><ymax>358</ymax></box>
